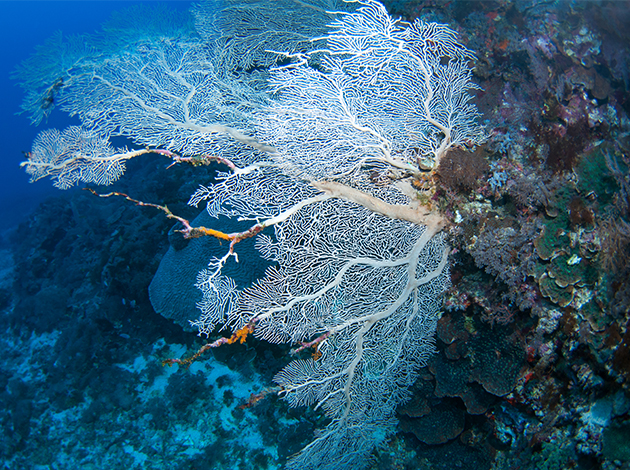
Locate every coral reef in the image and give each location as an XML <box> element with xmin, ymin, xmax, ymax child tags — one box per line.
<box><xmin>3</xmin><ymin>0</ymin><xmax>630</xmax><ymax>469</ymax></box>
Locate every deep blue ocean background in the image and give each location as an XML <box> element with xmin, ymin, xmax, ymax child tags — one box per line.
<box><xmin>0</xmin><ymin>1</ymin><xmax>191</xmax><ymax>233</ymax></box>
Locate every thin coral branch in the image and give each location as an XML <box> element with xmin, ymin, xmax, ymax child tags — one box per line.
<box><xmin>162</xmin><ymin>321</ymin><xmax>256</xmax><ymax>369</ymax></box>
<box><xmin>291</xmin><ymin>331</ymin><xmax>332</xmax><ymax>355</ymax></box>
<box><xmin>84</xmin><ymin>188</ymin><xmax>264</xmax><ymax>243</ymax></box>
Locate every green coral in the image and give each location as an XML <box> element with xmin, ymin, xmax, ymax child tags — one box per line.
<box><xmin>531</xmin><ymin>441</ymin><xmax>576</xmax><ymax>470</ymax></box>
<box><xmin>603</xmin><ymin>421</ymin><xmax>630</xmax><ymax>462</ymax></box>
<box><xmin>575</xmin><ymin>147</ymin><xmax>620</xmax><ymax>206</ymax></box>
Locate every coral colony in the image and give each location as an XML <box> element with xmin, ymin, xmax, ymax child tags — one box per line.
<box><xmin>11</xmin><ymin>0</ymin><xmax>630</xmax><ymax>467</ymax></box>
<box><xmin>17</xmin><ymin>0</ymin><xmax>484</xmax><ymax>467</ymax></box>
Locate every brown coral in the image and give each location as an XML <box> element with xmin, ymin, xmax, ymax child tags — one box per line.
<box><xmin>436</xmin><ymin>147</ymin><xmax>489</xmax><ymax>193</ymax></box>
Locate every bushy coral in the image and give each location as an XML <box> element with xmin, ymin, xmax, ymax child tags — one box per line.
<box><xmin>467</xmin><ymin>218</ymin><xmax>541</xmax><ymax>311</ymax></box>
<box><xmin>436</xmin><ymin>147</ymin><xmax>489</xmax><ymax>194</ymax></box>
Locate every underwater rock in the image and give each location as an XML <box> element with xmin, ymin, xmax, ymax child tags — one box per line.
<box><xmin>430</xmin><ymin>313</ymin><xmax>524</xmax><ymax>414</ymax></box>
<box><xmin>400</xmin><ymin>403</ymin><xmax>466</xmax><ymax>445</ymax></box>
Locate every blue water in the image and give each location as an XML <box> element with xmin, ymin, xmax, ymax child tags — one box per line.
<box><xmin>0</xmin><ymin>1</ymin><xmax>190</xmax><ymax>231</ymax></box>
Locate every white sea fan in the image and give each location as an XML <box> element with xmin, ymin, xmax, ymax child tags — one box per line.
<box><xmin>17</xmin><ymin>1</ymin><xmax>485</xmax><ymax>468</ymax></box>
<box><xmin>23</xmin><ymin>127</ymin><xmax>126</xmax><ymax>189</ymax></box>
